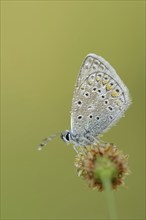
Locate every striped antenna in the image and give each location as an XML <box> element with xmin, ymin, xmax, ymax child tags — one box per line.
<box><xmin>37</xmin><ymin>133</ymin><xmax>60</xmax><ymax>151</ymax></box>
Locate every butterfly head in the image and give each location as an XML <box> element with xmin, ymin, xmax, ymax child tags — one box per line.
<box><xmin>61</xmin><ymin>130</ymin><xmax>72</xmax><ymax>144</ymax></box>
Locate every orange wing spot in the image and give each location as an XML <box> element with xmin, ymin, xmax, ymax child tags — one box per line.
<box><xmin>96</xmin><ymin>76</ymin><xmax>101</xmax><ymax>82</ymax></box>
<box><xmin>106</xmin><ymin>84</ymin><xmax>112</xmax><ymax>91</ymax></box>
<box><xmin>102</xmin><ymin>79</ymin><xmax>108</xmax><ymax>85</ymax></box>
<box><xmin>115</xmin><ymin>99</ymin><xmax>122</xmax><ymax>106</ymax></box>
<box><xmin>111</xmin><ymin>90</ymin><xmax>119</xmax><ymax>97</ymax></box>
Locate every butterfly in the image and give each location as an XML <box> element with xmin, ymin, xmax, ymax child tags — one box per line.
<box><xmin>38</xmin><ymin>54</ymin><xmax>131</xmax><ymax>152</ymax></box>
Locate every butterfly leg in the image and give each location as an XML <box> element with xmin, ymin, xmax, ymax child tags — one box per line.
<box><xmin>90</xmin><ymin>136</ymin><xmax>108</xmax><ymax>148</ymax></box>
<box><xmin>91</xmin><ymin>136</ymin><xmax>100</xmax><ymax>145</ymax></box>
<box><xmin>83</xmin><ymin>135</ymin><xmax>104</xmax><ymax>148</ymax></box>
<box><xmin>79</xmin><ymin>146</ymin><xmax>86</xmax><ymax>155</ymax></box>
<box><xmin>73</xmin><ymin>145</ymin><xmax>79</xmax><ymax>153</ymax></box>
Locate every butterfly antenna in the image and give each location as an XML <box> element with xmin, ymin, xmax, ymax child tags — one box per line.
<box><xmin>37</xmin><ymin>133</ymin><xmax>60</xmax><ymax>151</ymax></box>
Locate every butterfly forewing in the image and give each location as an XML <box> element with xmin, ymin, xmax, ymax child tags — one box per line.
<box><xmin>71</xmin><ymin>54</ymin><xmax>131</xmax><ymax>137</ymax></box>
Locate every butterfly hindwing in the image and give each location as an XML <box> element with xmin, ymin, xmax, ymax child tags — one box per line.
<box><xmin>71</xmin><ymin>54</ymin><xmax>131</xmax><ymax>137</ymax></box>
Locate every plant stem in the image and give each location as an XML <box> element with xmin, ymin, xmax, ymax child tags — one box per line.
<box><xmin>102</xmin><ymin>177</ymin><xmax>117</xmax><ymax>220</ymax></box>
<box><xmin>94</xmin><ymin>157</ymin><xmax>118</xmax><ymax>219</ymax></box>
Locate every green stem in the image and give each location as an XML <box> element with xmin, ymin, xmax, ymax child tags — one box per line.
<box><xmin>102</xmin><ymin>177</ymin><xmax>117</xmax><ymax>220</ymax></box>
<box><xmin>94</xmin><ymin>157</ymin><xmax>118</xmax><ymax>219</ymax></box>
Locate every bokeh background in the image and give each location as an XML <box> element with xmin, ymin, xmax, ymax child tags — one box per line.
<box><xmin>1</xmin><ymin>1</ymin><xmax>145</xmax><ymax>219</ymax></box>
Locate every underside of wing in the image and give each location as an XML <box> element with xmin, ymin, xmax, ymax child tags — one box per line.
<box><xmin>71</xmin><ymin>54</ymin><xmax>131</xmax><ymax>136</ymax></box>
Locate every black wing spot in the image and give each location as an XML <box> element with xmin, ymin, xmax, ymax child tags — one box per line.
<box><xmin>93</xmin><ymin>87</ymin><xmax>97</xmax><ymax>91</ymax></box>
<box><xmin>104</xmin><ymin>100</ymin><xmax>108</xmax><ymax>104</ymax></box>
<box><xmin>108</xmin><ymin>106</ymin><xmax>113</xmax><ymax>111</ymax></box>
<box><xmin>84</xmin><ymin>92</ymin><xmax>90</xmax><ymax>97</ymax></box>
<box><xmin>77</xmin><ymin>100</ymin><xmax>82</xmax><ymax>105</ymax></box>
<box><xmin>78</xmin><ymin>115</ymin><xmax>83</xmax><ymax>120</ymax></box>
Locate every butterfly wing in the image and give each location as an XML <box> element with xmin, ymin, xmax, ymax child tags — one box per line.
<box><xmin>71</xmin><ymin>54</ymin><xmax>131</xmax><ymax>137</ymax></box>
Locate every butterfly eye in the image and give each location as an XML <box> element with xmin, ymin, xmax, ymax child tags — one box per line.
<box><xmin>61</xmin><ymin>131</ymin><xmax>71</xmax><ymax>143</ymax></box>
<box><xmin>65</xmin><ymin>132</ymin><xmax>70</xmax><ymax>141</ymax></box>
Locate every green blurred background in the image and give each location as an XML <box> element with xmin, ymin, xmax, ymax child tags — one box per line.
<box><xmin>1</xmin><ymin>1</ymin><xmax>145</xmax><ymax>219</ymax></box>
